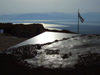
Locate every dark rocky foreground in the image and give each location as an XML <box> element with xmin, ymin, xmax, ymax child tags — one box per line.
<box><xmin>1</xmin><ymin>34</ymin><xmax>100</xmax><ymax>75</ymax></box>
<box><xmin>0</xmin><ymin>51</ymin><xmax>100</xmax><ymax>75</ymax></box>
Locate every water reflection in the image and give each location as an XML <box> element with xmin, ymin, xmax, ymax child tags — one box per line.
<box><xmin>42</xmin><ymin>23</ymin><xmax>69</xmax><ymax>28</ymax></box>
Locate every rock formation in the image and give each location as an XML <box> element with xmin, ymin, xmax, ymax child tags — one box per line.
<box><xmin>0</xmin><ymin>23</ymin><xmax>76</xmax><ymax>38</ymax></box>
<box><xmin>0</xmin><ymin>23</ymin><xmax>45</xmax><ymax>38</ymax></box>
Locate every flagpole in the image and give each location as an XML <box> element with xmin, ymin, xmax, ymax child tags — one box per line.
<box><xmin>78</xmin><ymin>9</ymin><xmax>79</xmax><ymax>34</ymax></box>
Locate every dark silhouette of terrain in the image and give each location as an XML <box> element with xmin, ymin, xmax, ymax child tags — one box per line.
<box><xmin>0</xmin><ymin>23</ymin><xmax>76</xmax><ymax>38</ymax></box>
<box><xmin>0</xmin><ymin>23</ymin><xmax>45</xmax><ymax>38</ymax></box>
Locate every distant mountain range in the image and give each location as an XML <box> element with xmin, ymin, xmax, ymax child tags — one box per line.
<box><xmin>0</xmin><ymin>12</ymin><xmax>100</xmax><ymax>20</ymax></box>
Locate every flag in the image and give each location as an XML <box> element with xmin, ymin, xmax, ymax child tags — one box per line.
<box><xmin>78</xmin><ymin>12</ymin><xmax>84</xmax><ymax>23</ymax></box>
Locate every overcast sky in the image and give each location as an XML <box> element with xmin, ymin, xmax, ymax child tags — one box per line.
<box><xmin>0</xmin><ymin>0</ymin><xmax>100</xmax><ymax>15</ymax></box>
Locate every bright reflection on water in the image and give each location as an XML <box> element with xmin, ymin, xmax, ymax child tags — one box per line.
<box><xmin>41</xmin><ymin>23</ymin><xmax>69</xmax><ymax>28</ymax></box>
<box><xmin>13</xmin><ymin>23</ymin><xmax>69</xmax><ymax>30</ymax></box>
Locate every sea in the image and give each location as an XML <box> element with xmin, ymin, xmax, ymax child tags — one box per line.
<box><xmin>0</xmin><ymin>20</ymin><xmax>100</xmax><ymax>34</ymax></box>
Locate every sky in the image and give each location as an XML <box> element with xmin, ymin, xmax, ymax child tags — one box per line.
<box><xmin>0</xmin><ymin>0</ymin><xmax>100</xmax><ymax>15</ymax></box>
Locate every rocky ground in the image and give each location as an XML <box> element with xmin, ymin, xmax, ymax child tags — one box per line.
<box><xmin>0</xmin><ymin>34</ymin><xmax>28</xmax><ymax>52</ymax></box>
<box><xmin>1</xmin><ymin>34</ymin><xmax>100</xmax><ymax>75</ymax></box>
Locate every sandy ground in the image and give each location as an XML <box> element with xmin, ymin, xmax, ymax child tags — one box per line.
<box><xmin>0</xmin><ymin>35</ymin><xmax>28</xmax><ymax>52</ymax></box>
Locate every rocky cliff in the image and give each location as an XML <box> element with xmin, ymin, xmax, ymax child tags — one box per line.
<box><xmin>0</xmin><ymin>23</ymin><xmax>45</xmax><ymax>38</ymax></box>
<box><xmin>0</xmin><ymin>23</ymin><xmax>76</xmax><ymax>38</ymax></box>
